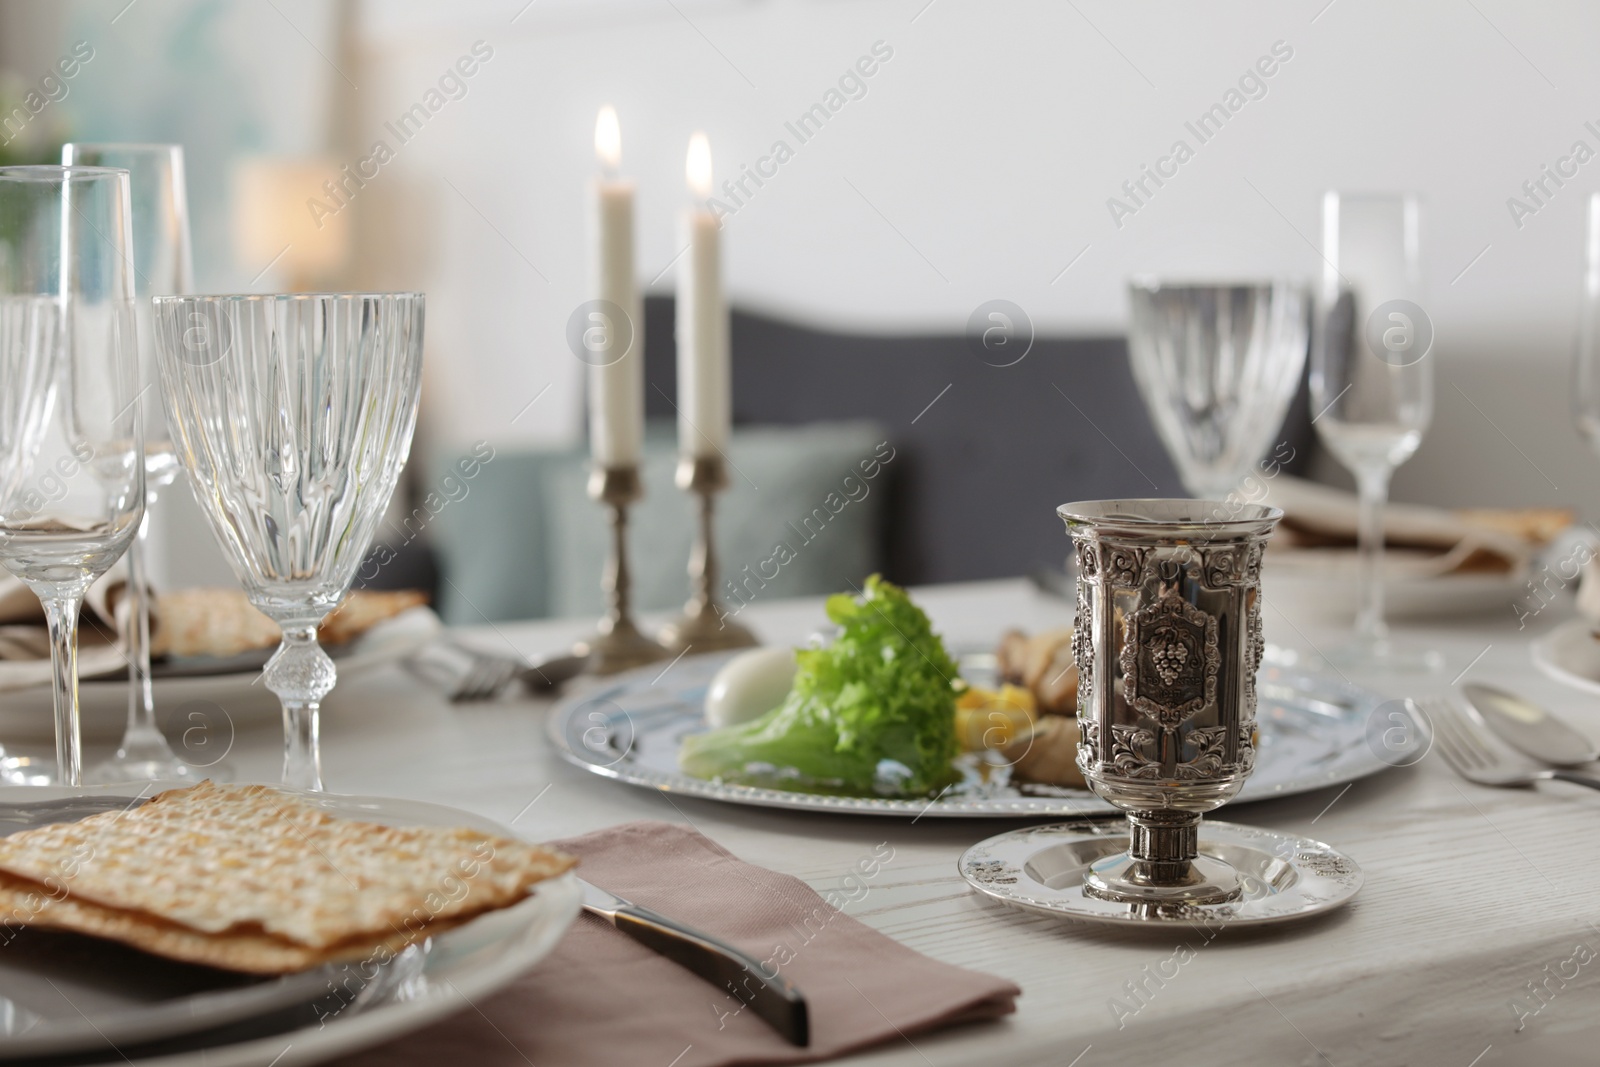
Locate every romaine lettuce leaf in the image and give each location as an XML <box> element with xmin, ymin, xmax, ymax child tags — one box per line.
<box><xmin>678</xmin><ymin>575</ymin><xmax>960</xmax><ymax>797</ymax></box>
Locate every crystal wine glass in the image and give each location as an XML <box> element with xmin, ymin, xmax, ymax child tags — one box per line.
<box><xmin>0</xmin><ymin>295</ymin><xmax>61</xmax><ymax>784</ymax></box>
<box><xmin>0</xmin><ymin>165</ymin><xmax>146</xmax><ymax>786</ymax></box>
<box><xmin>1127</xmin><ymin>280</ymin><xmax>1310</xmax><ymax>500</ymax></box>
<box><xmin>151</xmin><ymin>293</ymin><xmax>424</xmax><ymax>790</ymax></box>
<box><xmin>63</xmin><ymin>143</ymin><xmax>197</xmax><ymax>784</ymax></box>
<box><xmin>1310</xmin><ymin>192</ymin><xmax>1438</xmax><ymax>671</ymax></box>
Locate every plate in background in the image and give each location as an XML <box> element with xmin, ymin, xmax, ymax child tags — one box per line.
<box><xmin>1263</xmin><ymin>566</ymin><xmax>1524</xmax><ymax>620</ymax></box>
<box><xmin>1531</xmin><ymin>618</ymin><xmax>1600</xmax><ymax>696</ymax></box>
<box><xmin>0</xmin><ymin>607</ymin><xmax>441</xmax><ymax>742</ymax></box>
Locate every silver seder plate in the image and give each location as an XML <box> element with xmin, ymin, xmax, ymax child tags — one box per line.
<box><xmin>958</xmin><ymin>820</ymin><xmax>1363</xmax><ymax>926</ymax></box>
<box><xmin>547</xmin><ymin>650</ymin><xmax>1420</xmax><ymax>817</ymax></box>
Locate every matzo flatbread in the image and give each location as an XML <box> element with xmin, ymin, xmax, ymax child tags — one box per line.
<box><xmin>0</xmin><ymin>782</ymin><xmax>574</xmax><ymax>951</ymax></box>
<box><xmin>0</xmin><ymin>868</ymin><xmax>476</xmax><ymax>973</ymax></box>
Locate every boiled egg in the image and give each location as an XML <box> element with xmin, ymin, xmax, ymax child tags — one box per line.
<box><xmin>705</xmin><ymin>647</ymin><xmax>797</xmax><ymax>727</ymax></box>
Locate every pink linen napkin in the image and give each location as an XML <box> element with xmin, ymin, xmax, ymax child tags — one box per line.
<box><xmin>336</xmin><ymin>820</ymin><xmax>1020</xmax><ymax>1067</ymax></box>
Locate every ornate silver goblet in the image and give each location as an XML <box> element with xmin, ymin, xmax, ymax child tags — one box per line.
<box><xmin>1059</xmin><ymin>499</ymin><xmax>1282</xmax><ymax>906</ymax></box>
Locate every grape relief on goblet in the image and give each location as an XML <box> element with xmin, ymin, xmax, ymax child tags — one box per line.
<box><xmin>1114</xmin><ymin>589</ymin><xmax>1221</xmax><ymax>780</ymax></box>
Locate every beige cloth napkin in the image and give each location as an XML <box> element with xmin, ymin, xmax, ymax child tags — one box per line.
<box><xmin>336</xmin><ymin>821</ymin><xmax>1020</xmax><ymax>1067</ymax></box>
<box><xmin>1258</xmin><ymin>475</ymin><xmax>1553</xmax><ymax>580</ymax></box>
<box><xmin>0</xmin><ymin>573</ymin><xmax>127</xmax><ymax>690</ymax></box>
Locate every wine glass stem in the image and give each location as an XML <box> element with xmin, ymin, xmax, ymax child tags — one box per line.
<box><xmin>282</xmin><ymin>700</ymin><xmax>322</xmax><ymax>792</ymax></box>
<box><xmin>266</xmin><ymin>623</ymin><xmax>332</xmax><ymax>792</ymax></box>
<box><xmin>40</xmin><ymin>594</ymin><xmax>84</xmax><ymax>786</ymax></box>
<box><xmin>1354</xmin><ymin>465</ymin><xmax>1392</xmax><ymax>647</ymax></box>
<box><xmin>122</xmin><ymin>505</ymin><xmax>161</xmax><ymax>750</ymax></box>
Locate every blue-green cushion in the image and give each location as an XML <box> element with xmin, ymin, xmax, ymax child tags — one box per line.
<box><xmin>430</xmin><ymin>420</ymin><xmax>889</xmax><ymax>624</ymax></box>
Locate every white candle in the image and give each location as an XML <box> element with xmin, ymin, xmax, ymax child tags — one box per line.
<box><xmin>588</xmin><ymin>104</ymin><xmax>643</xmax><ymax>469</ymax></box>
<box><xmin>676</xmin><ymin>131</ymin><xmax>729</xmax><ymax>460</ymax></box>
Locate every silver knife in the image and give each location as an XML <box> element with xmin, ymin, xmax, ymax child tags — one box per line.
<box><xmin>1461</xmin><ymin>683</ymin><xmax>1600</xmax><ymax>767</ymax></box>
<box><xmin>579</xmin><ymin>878</ymin><xmax>810</xmax><ymax>1046</ymax></box>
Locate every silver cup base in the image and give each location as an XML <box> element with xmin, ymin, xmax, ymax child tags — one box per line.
<box><xmin>959</xmin><ymin>819</ymin><xmax>1363</xmax><ymax>927</ymax></box>
<box><xmin>1082</xmin><ymin>851</ymin><xmax>1243</xmax><ymax>906</ymax></box>
<box><xmin>1078</xmin><ymin>809</ymin><xmax>1242</xmax><ymax>905</ymax></box>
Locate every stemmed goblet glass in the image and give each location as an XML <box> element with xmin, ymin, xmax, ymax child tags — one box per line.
<box><xmin>1310</xmin><ymin>192</ymin><xmax>1438</xmax><ymax>671</ymax></box>
<box><xmin>0</xmin><ymin>166</ymin><xmax>146</xmax><ymax>786</ymax></box>
<box><xmin>152</xmin><ymin>293</ymin><xmax>425</xmax><ymax>791</ymax></box>
<box><xmin>1126</xmin><ymin>280</ymin><xmax>1310</xmax><ymax>500</ymax></box>
<box><xmin>62</xmin><ymin>143</ymin><xmax>197</xmax><ymax>783</ymax></box>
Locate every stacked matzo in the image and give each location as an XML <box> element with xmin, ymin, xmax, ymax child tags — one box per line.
<box><xmin>0</xmin><ymin>781</ymin><xmax>575</xmax><ymax>973</ymax></box>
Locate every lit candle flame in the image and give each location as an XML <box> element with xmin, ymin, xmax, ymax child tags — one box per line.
<box><xmin>595</xmin><ymin>105</ymin><xmax>621</xmax><ymax>175</ymax></box>
<box><xmin>686</xmin><ymin>131</ymin><xmax>712</xmax><ymax>200</ymax></box>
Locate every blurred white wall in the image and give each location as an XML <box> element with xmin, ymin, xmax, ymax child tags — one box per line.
<box><xmin>7</xmin><ymin>0</ymin><xmax>1600</xmax><ymax>592</ymax></box>
<box><xmin>345</xmin><ymin>0</ymin><xmax>1600</xmax><ymax>519</ymax></box>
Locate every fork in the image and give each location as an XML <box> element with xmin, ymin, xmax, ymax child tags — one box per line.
<box><xmin>453</xmin><ymin>646</ymin><xmax>523</xmax><ymax>701</ymax></box>
<box><xmin>406</xmin><ymin>641</ymin><xmax>588</xmax><ymax>701</ymax></box>
<box><xmin>406</xmin><ymin>642</ymin><xmax>522</xmax><ymax>702</ymax></box>
<box><xmin>1423</xmin><ymin>698</ymin><xmax>1600</xmax><ymax>792</ymax></box>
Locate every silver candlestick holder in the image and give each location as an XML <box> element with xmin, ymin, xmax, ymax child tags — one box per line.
<box><xmin>1059</xmin><ymin>499</ymin><xmax>1282</xmax><ymax>906</ymax></box>
<box><xmin>576</xmin><ymin>465</ymin><xmax>670</xmax><ymax>675</ymax></box>
<box><xmin>659</xmin><ymin>455</ymin><xmax>758</xmax><ymax>654</ymax></box>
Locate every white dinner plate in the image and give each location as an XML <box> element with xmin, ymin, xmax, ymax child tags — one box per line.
<box><xmin>548</xmin><ymin>650</ymin><xmax>1420</xmax><ymax>817</ymax></box>
<box><xmin>0</xmin><ymin>782</ymin><xmax>578</xmax><ymax>1066</ymax></box>
<box><xmin>1531</xmin><ymin>618</ymin><xmax>1600</xmax><ymax>696</ymax></box>
<box><xmin>0</xmin><ymin>606</ymin><xmax>442</xmax><ymax>742</ymax></box>
<box><xmin>1263</xmin><ymin>566</ymin><xmax>1524</xmax><ymax>620</ymax></box>
<box><xmin>0</xmin><ymin>791</ymin><xmax>336</xmax><ymax>1059</ymax></box>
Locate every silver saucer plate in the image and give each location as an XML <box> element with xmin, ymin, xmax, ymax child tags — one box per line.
<box><xmin>547</xmin><ymin>650</ymin><xmax>1418</xmax><ymax>818</ymax></box>
<box><xmin>958</xmin><ymin>819</ymin><xmax>1363</xmax><ymax>926</ymax></box>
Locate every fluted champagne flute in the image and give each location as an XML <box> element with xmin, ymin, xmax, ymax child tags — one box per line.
<box><xmin>1310</xmin><ymin>192</ymin><xmax>1438</xmax><ymax>671</ymax></box>
<box><xmin>1577</xmin><ymin>194</ymin><xmax>1600</xmax><ymax>467</ymax></box>
<box><xmin>152</xmin><ymin>293</ymin><xmax>424</xmax><ymax>791</ymax></box>
<box><xmin>0</xmin><ymin>166</ymin><xmax>145</xmax><ymax>786</ymax></box>
<box><xmin>63</xmin><ymin>143</ymin><xmax>196</xmax><ymax>783</ymax></box>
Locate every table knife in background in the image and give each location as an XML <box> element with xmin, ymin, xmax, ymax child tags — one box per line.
<box><xmin>579</xmin><ymin>878</ymin><xmax>810</xmax><ymax>1047</ymax></box>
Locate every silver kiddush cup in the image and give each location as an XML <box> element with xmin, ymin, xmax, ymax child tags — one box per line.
<box><xmin>1059</xmin><ymin>500</ymin><xmax>1282</xmax><ymax>906</ymax></box>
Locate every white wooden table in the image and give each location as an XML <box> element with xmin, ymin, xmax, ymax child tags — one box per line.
<box><xmin>206</xmin><ymin>579</ymin><xmax>1600</xmax><ymax>1066</ymax></box>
